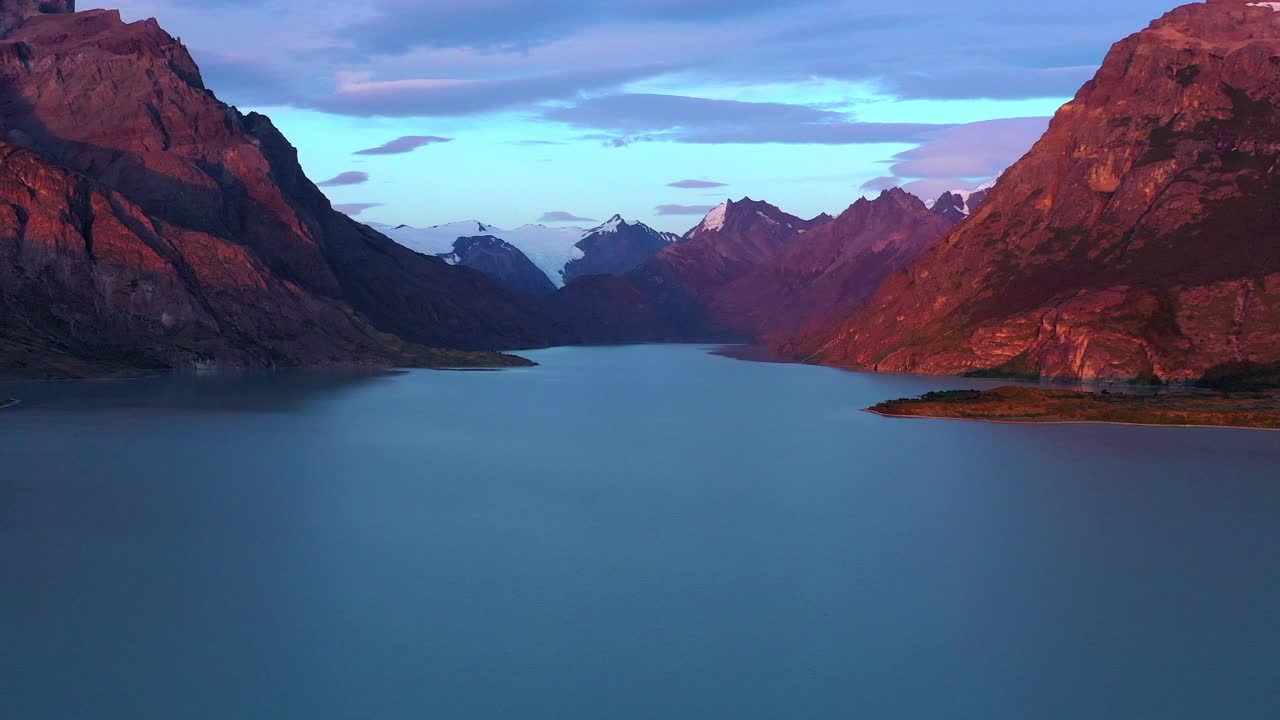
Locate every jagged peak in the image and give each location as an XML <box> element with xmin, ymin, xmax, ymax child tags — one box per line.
<box><xmin>583</xmin><ymin>214</ymin><xmax>628</xmax><ymax>235</ymax></box>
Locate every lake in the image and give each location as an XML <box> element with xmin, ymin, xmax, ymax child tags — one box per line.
<box><xmin>2</xmin><ymin>345</ymin><xmax>1278</xmax><ymax>719</ymax></box>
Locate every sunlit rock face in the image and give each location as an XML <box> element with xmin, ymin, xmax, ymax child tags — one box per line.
<box><xmin>0</xmin><ymin>6</ymin><xmax>553</xmax><ymax>377</ymax></box>
<box><xmin>796</xmin><ymin>0</ymin><xmax>1280</xmax><ymax>382</ymax></box>
<box><xmin>0</xmin><ymin>1</ymin><xmax>74</xmax><ymax>35</ymax></box>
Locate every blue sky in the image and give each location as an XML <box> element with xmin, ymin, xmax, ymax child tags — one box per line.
<box><xmin>97</xmin><ymin>0</ymin><xmax>1178</xmax><ymax>232</ymax></box>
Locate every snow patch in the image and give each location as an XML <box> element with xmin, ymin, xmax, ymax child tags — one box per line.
<box><xmin>698</xmin><ymin>203</ymin><xmax>728</xmax><ymax>233</ymax></box>
<box><xmin>584</xmin><ymin>214</ymin><xmax>626</xmax><ymax>236</ymax></box>
<box><xmin>1248</xmin><ymin>2</ymin><xmax>1280</xmax><ymax>12</ymax></box>
<box><xmin>755</xmin><ymin>210</ymin><xmax>779</xmax><ymax>225</ymax></box>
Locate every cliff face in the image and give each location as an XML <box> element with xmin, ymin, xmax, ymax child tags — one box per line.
<box><xmin>0</xmin><ymin>9</ymin><xmax>547</xmax><ymax>376</ymax></box>
<box><xmin>800</xmin><ymin>0</ymin><xmax>1280</xmax><ymax>381</ymax></box>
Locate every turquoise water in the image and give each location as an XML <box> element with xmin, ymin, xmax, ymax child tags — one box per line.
<box><xmin>2</xmin><ymin>345</ymin><xmax>1278</xmax><ymax>719</ymax></box>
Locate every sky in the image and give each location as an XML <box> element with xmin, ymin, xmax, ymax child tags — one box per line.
<box><xmin>93</xmin><ymin>0</ymin><xmax>1179</xmax><ymax>232</ymax></box>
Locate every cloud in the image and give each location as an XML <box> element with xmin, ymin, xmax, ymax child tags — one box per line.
<box><xmin>340</xmin><ymin>0</ymin><xmax>829</xmax><ymax>53</ymax></box>
<box><xmin>544</xmin><ymin>94</ymin><xmax>953</xmax><ymax>145</ymax></box>
<box><xmin>656</xmin><ymin>204</ymin><xmax>719</xmax><ymax>216</ymax></box>
<box><xmin>318</xmin><ymin>171</ymin><xmax>370</xmax><ymax>187</ymax></box>
<box><xmin>859</xmin><ymin>117</ymin><xmax>1050</xmax><ymax>199</ymax></box>
<box><xmin>668</xmin><ymin>179</ymin><xmax>728</xmax><ymax>189</ymax></box>
<box><xmin>193</xmin><ymin>53</ymin><xmax>298</xmax><ymax>106</ymax></box>
<box><xmin>353</xmin><ymin>136</ymin><xmax>452</xmax><ymax>155</ymax></box>
<box><xmin>887</xmin><ymin>117</ymin><xmax>1048</xmax><ymax>178</ymax></box>
<box><xmin>333</xmin><ymin>203</ymin><xmax>382</xmax><ymax>216</ymax></box>
<box><xmin>103</xmin><ymin>0</ymin><xmax>1177</xmax><ymax>116</ymax></box>
<box><xmin>539</xmin><ymin>211</ymin><xmax>595</xmax><ymax>222</ymax></box>
<box><xmin>860</xmin><ymin>176</ymin><xmax>903</xmax><ymax>193</ymax></box>
<box><xmin>308</xmin><ymin>65</ymin><xmax>669</xmax><ymax>118</ymax></box>
<box><xmin>884</xmin><ymin>66</ymin><xmax>1100</xmax><ymax>101</ymax></box>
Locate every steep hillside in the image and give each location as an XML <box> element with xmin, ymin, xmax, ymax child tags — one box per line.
<box><xmin>801</xmin><ymin>0</ymin><xmax>1280</xmax><ymax>382</ymax></box>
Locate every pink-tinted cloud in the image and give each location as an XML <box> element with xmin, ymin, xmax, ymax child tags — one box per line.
<box><xmin>333</xmin><ymin>203</ymin><xmax>382</xmax><ymax>216</ymax></box>
<box><xmin>539</xmin><ymin>211</ymin><xmax>595</xmax><ymax>222</ymax></box>
<box><xmin>669</xmin><ymin>179</ymin><xmax>728</xmax><ymax>189</ymax></box>
<box><xmin>354</xmin><ymin>136</ymin><xmax>452</xmax><ymax>155</ymax></box>
<box><xmin>318</xmin><ymin>171</ymin><xmax>370</xmax><ymax>186</ymax></box>
<box><xmin>656</xmin><ymin>204</ymin><xmax>718</xmax><ymax>216</ymax></box>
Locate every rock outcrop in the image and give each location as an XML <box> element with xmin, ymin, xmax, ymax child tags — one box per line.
<box><xmin>799</xmin><ymin>0</ymin><xmax>1280</xmax><ymax>382</ymax></box>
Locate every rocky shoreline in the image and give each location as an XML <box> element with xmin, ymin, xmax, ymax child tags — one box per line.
<box><xmin>869</xmin><ymin>386</ymin><xmax>1280</xmax><ymax>432</ymax></box>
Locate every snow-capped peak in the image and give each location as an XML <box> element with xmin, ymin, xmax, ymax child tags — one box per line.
<box><xmin>925</xmin><ymin>181</ymin><xmax>996</xmax><ymax>211</ymax></box>
<box><xmin>698</xmin><ymin>202</ymin><xmax>728</xmax><ymax>233</ymax></box>
<box><xmin>585</xmin><ymin>214</ymin><xmax>627</xmax><ymax>236</ymax></box>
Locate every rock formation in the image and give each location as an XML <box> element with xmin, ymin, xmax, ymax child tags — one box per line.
<box><xmin>799</xmin><ymin>0</ymin><xmax>1280</xmax><ymax>382</ymax></box>
<box><xmin>0</xmin><ymin>8</ymin><xmax>546</xmax><ymax>377</ymax></box>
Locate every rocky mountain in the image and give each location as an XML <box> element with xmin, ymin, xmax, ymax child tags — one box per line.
<box><xmin>0</xmin><ymin>4</ymin><xmax>545</xmax><ymax>377</ymax></box>
<box><xmin>929</xmin><ymin>184</ymin><xmax>993</xmax><ymax>223</ymax></box>
<box><xmin>387</xmin><ymin>221</ymin><xmax>583</xmax><ymax>288</ymax></box>
<box><xmin>797</xmin><ymin>0</ymin><xmax>1280</xmax><ymax>382</ymax></box>
<box><xmin>562</xmin><ymin>215</ymin><xmax>678</xmax><ymax>284</ymax></box>
<box><xmin>712</xmin><ymin>189</ymin><xmax>956</xmax><ymax>339</ymax></box>
<box><xmin>555</xmin><ymin>199</ymin><xmax>829</xmax><ymax>341</ymax></box>
<box><xmin>440</xmin><ymin>236</ymin><xmax>557</xmax><ymax>296</ymax></box>
<box><xmin>664</xmin><ymin>199</ymin><xmax>820</xmax><ymax>295</ymax></box>
<box><xmin>547</xmin><ymin>274</ymin><xmax>665</xmax><ymax>345</ymax></box>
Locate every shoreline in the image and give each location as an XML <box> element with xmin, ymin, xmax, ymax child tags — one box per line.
<box><xmin>0</xmin><ymin>398</ymin><xmax>21</xmax><ymax>411</ymax></box>
<box><xmin>865</xmin><ymin>408</ymin><xmax>1280</xmax><ymax>433</ymax></box>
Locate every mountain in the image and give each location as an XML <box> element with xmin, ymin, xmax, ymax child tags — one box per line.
<box><xmin>555</xmin><ymin>198</ymin><xmax>827</xmax><ymax>341</ymax></box>
<box><xmin>929</xmin><ymin>183</ymin><xmax>993</xmax><ymax>223</ymax></box>
<box><xmin>0</xmin><ymin>4</ymin><xmax>545</xmax><ymax>377</ymax></box>
<box><xmin>798</xmin><ymin>0</ymin><xmax>1280</xmax><ymax>382</ymax></box>
<box><xmin>440</xmin><ymin>236</ymin><xmax>557</xmax><ymax>296</ymax></box>
<box><xmin>387</xmin><ymin>221</ymin><xmax>583</xmax><ymax>288</ymax></box>
<box><xmin>662</xmin><ymin>198</ymin><xmax>820</xmax><ymax>296</ymax></box>
<box><xmin>711</xmin><ymin>189</ymin><xmax>956</xmax><ymax>338</ymax></box>
<box><xmin>386</xmin><ymin>215</ymin><xmax>674</xmax><ymax>288</ymax></box>
<box><xmin>562</xmin><ymin>215</ymin><xmax>678</xmax><ymax>284</ymax></box>
<box><xmin>546</xmin><ymin>274</ymin><xmax>665</xmax><ymax>345</ymax></box>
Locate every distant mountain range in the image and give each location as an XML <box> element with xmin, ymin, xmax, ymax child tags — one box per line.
<box><xmin>385</xmin><ymin>216</ymin><xmax>676</xmax><ymax>292</ymax></box>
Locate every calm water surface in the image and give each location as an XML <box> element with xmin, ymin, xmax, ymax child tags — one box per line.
<box><xmin>2</xmin><ymin>345</ymin><xmax>1278</xmax><ymax>719</ymax></box>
